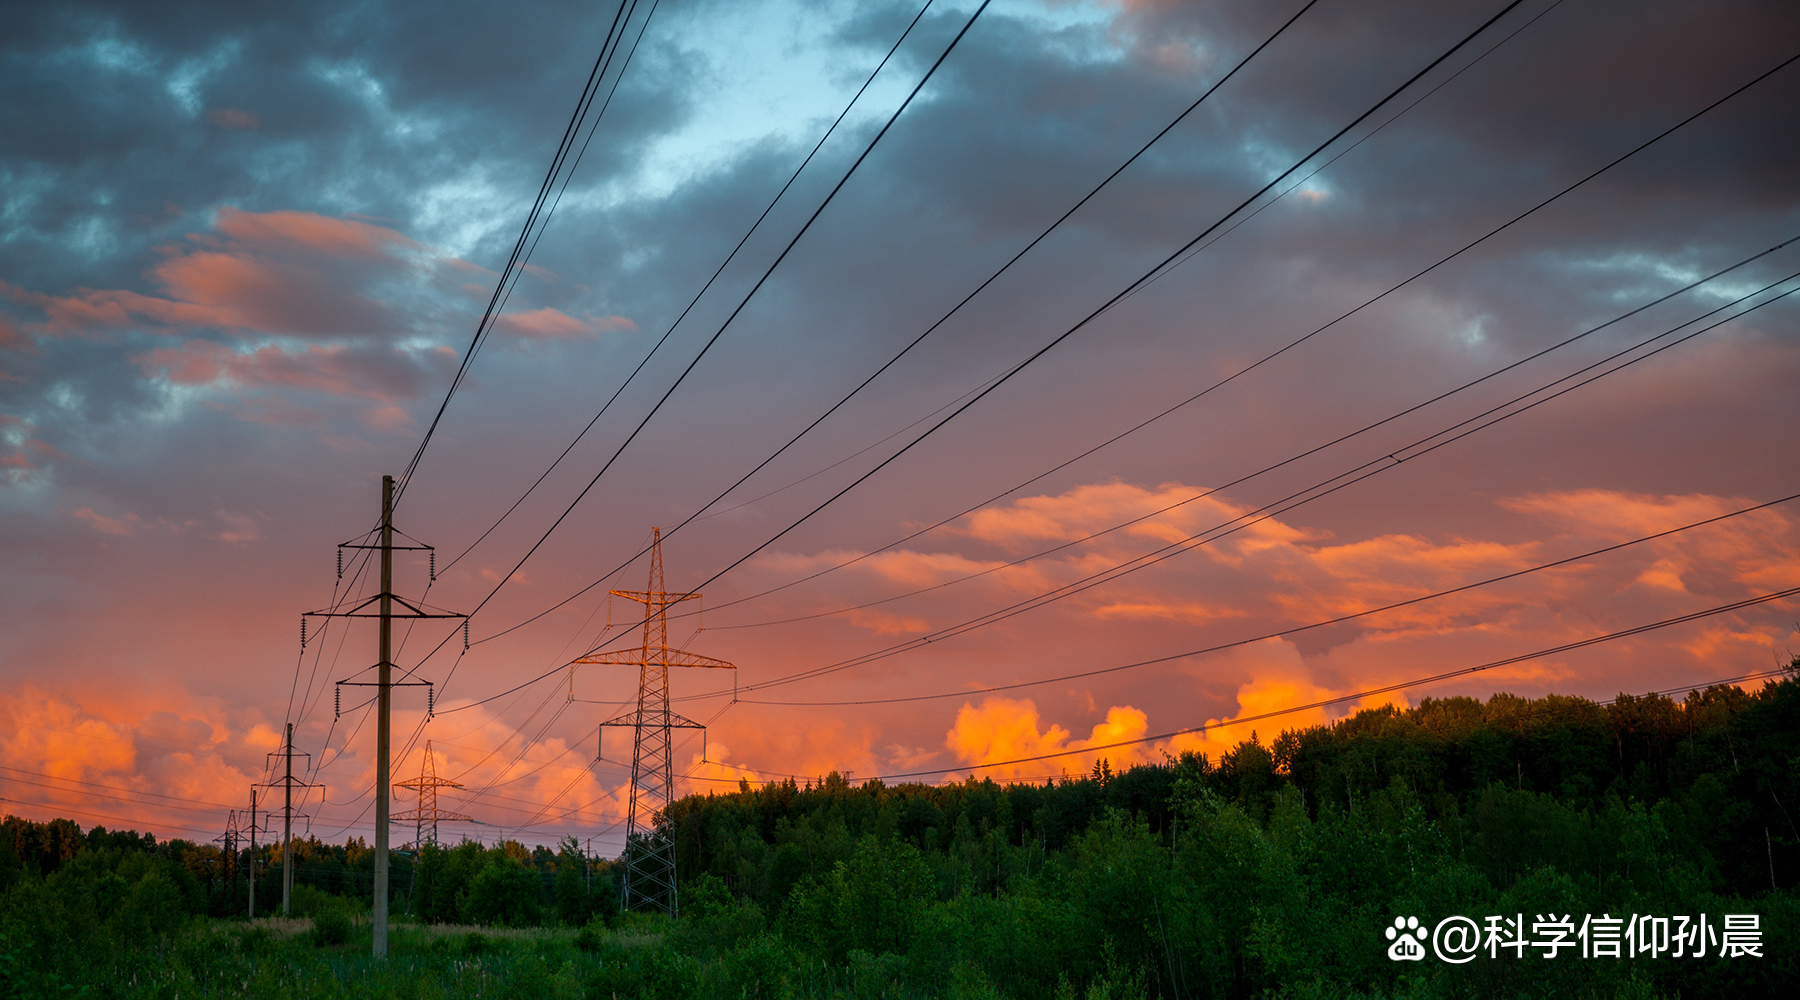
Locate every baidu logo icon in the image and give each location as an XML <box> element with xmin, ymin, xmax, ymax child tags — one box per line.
<box><xmin>1386</xmin><ymin>916</ymin><xmax>1428</xmax><ymax>960</ymax></box>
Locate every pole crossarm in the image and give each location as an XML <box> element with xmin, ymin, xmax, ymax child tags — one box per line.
<box><xmin>309</xmin><ymin>476</ymin><xmax>468</xmax><ymax>954</ymax></box>
<box><xmin>263</xmin><ymin>723</ymin><xmax>316</xmax><ymax>918</ymax></box>
<box><xmin>575</xmin><ymin>648</ymin><xmax>735</xmax><ymax>670</ymax></box>
<box><xmin>599</xmin><ymin>708</ymin><xmax>706</xmax><ymax>730</ymax></box>
<box><xmin>607</xmin><ymin>588</ymin><xmax>697</xmax><ymax>604</ymax></box>
<box><xmin>305</xmin><ymin>592</ymin><xmax>467</xmax><ymax>620</ymax></box>
<box><xmin>390</xmin><ymin>741</ymin><xmax>475</xmax><ymax>844</ymax></box>
<box><xmin>571</xmin><ymin>527</ymin><xmax>737</xmax><ymax>918</ymax></box>
<box><xmin>390</xmin><ymin>806</ymin><xmax>473</xmax><ymax>822</ymax></box>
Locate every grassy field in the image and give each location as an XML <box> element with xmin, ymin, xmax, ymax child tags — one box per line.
<box><xmin>66</xmin><ymin>913</ymin><xmax>1042</xmax><ymax>1000</ymax></box>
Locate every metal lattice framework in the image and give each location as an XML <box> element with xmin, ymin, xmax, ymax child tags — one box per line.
<box><xmin>393</xmin><ymin>740</ymin><xmax>473</xmax><ymax>846</ymax></box>
<box><xmin>572</xmin><ymin>527</ymin><xmax>734</xmax><ymax>916</ymax></box>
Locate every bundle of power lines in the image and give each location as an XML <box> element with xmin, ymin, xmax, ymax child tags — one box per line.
<box><xmin>279</xmin><ymin>0</ymin><xmax>1800</xmax><ymax>844</ymax></box>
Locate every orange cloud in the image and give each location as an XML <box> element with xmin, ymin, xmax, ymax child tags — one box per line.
<box><xmin>723</xmin><ymin>484</ymin><xmax>1799</xmax><ymax>789</ymax></box>
<box><xmin>135</xmin><ymin>340</ymin><xmax>445</xmax><ymax>401</ymax></box>
<box><xmin>944</xmin><ymin>697</ymin><xmax>1151</xmax><ymax>780</ymax></box>
<box><xmin>4</xmin><ymin>207</ymin><xmax>423</xmax><ymax>341</ymax></box>
<box><xmin>494</xmin><ymin>307</ymin><xmax>635</xmax><ymax>340</ymax></box>
<box><xmin>1163</xmin><ymin>641</ymin><xmax>1403</xmax><ymax>761</ymax></box>
<box><xmin>208</xmin><ymin>206</ymin><xmax>415</xmax><ymax>261</ymax></box>
<box><xmin>0</xmin><ymin>686</ymin><xmax>275</xmax><ymax>840</ymax></box>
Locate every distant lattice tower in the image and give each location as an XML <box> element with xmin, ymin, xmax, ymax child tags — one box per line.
<box><xmin>214</xmin><ymin>809</ymin><xmax>242</xmax><ymax>900</ymax></box>
<box><xmin>392</xmin><ymin>741</ymin><xmax>473</xmax><ymax>846</ymax></box>
<box><xmin>572</xmin><ymin>527</ymin><xmax>735</xmax><ymax>916</ymax></box>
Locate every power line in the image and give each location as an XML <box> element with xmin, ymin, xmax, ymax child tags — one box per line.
<box><xmin>693</xmin><ymin>276</ymin><xmax>1799</xmax><ymax>699</ymax></box>
<box><xmin>703</xmin><ymin>235</ymin><xmax>1800</xmax><ymax>633</ymax></box>
<box><xmin>653</xmin><ymin>44</ymin><xmax>1800</xmax><ymax>634</ymax></box>
<box><xmin>0</xmin><ymin>709</ymin><xmax>268</xmax><ymax>767</ymax></box>
<box><xmin>708</xmin><ymin>665</ymin><xmax>1798</xmax><ymax>790</ymax></box>
<box><xmin>739</xmin><ymin>492</ymin><xmax>1800</xmax><ymax>705</ymax></box>
<box><xmin>0</xmin><ymin>766</ymin><xmax>238</xmax><ymax>814</ymax></box>
<box><xmin>405</xmin><ymin>2</ymin><xmax>1551</xmax><ymax>757</ymax></box>
<box><xmin>471</xmin><ymin>0</ymin><xmax>1329</xmax><ymax>648</ymax></box>
<box><xmin>839</xmin><ymin>586</ymin><xmax>1800</xmax><ymax>782</ymax></box>
<box><xmin>0</xmin><ymin>795</ymin><xmax>227</xmax><ymax>840</ymax></box>
<box><xmin>394</xmin><ymin>0</ymin><xmax>640</xmax><ymax>503</ymax></box>
<box><xmin>437</xmin><ymin>0</ymin><xmax>941</xmax><ymax>579</ymax></box>
<box><xmin>476</xmin><ymin>0</ymin><xmax>1541</xmax><ymax>663</ymax></box>
<box><xmin>417</xmin><ymin>0</ymin><xmax>998</xmax><ymax>709</ymax></box>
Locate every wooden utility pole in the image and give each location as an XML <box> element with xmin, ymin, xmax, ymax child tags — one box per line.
<box><xmin>374</xmin><ymin>472</ymin><xmax>393</xmax><ymax>958</ymax></box>
<box><xmin>303</xmin><ymin>474</ymin><xmax>464</xmax><ymax>955</ymax></box>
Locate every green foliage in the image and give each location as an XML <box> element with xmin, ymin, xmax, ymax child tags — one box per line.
<box><xmin>464</xmin><ymin>855</ymin><xmax>543</xmax><ymax>927</ymax></box>
<box><xmin>785</xmin><ymin>835</ymin><xmax>936</xmax><ymax>962</ymax></box>
<box><xmin>668</xmin><ymin>872</ymin><xmax>766</xmax><ymax>956</ymax></box>
<box><xmin>0</xmin><ymin>676</ymin><xmax>1795</xmax><ymax>997</ymax></box>
<box><xmin>308</xmin><ymin>907</ymin><xmax>353</xmax><ymax>948</ymax></box>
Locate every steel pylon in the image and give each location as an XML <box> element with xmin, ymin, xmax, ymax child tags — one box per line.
<box><xmin>572</xmin><ymin>527</ymin><xmax>735</xmax><ymax>916</ymax></box>
<box><xmin>392</xmin><ymin>740</ymin><xmax>473</xmax><ymax>846</ymax></box>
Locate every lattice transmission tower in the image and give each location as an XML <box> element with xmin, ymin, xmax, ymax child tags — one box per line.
<box><xmin>572</xmin><ymin>527</ymin><xmax>735</xmax><ymax>916</ymax></box>
<box><xmin>214</xmin><ymin>810</ymin><xmax>241</xmax><ymax>906</ymax></box>
<box><xmin>393</xmin><ymin>740</ymin><xmax>474</xmax><ymax>847</ymax></box>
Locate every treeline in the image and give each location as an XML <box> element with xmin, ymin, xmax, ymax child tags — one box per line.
<box><xmin>0</xmin><ymin>818</ymin><xmax>617</xmax><ymax>995</ymax></box>
<box><xmin>652</xmin><ymin>674</ymin><xmax>1799</xmax><ymax>997</ymax></box>
<box><xmin>0</xmin><ymin>672</ymin><xmax>1794</xmax><ymax>998</ymax></box>
<box><xmin>0</xmin><ymin>815</ymin><xmax>615</xmax><ymax>920</ymax></box>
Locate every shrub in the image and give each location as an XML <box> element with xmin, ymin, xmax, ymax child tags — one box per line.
<box><xmin>575</xmin><ymin>917</ymin><xmax>610</xmax><ymax>954</ymax></box>
<box><xmin>309</xmin><ymin>907</ymin><xmax>352</xmax><ymax>948</ymax></box>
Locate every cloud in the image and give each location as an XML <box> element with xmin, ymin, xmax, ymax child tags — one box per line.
<box><xmin>3</xmin><ymin>208</ymin><xmax>425</xmax><ymax>340</ymax></box>
<box><xmin>0</xmin><ymin>686</ymin><xmax>273</xmax><ymax>840</ymax></box>
<box><xmin>0</xmin><ymin>315</ymin><xmax>33</xmax><ymax>353</ymax></box>
<box><xmin>1163</xmin><ymin>639</ymin><xmax>1401</xmax><ymax>761</ymax></box>
<box><xmin>212</xmin><ymin>509</ymin><xmax>260</xmax><ymax>545</ymax></box>
<box><xmin>733</xmin><ymin>483</ymin><xmax>1796</xmax><ymax>782</ymax></box>
<box><xmin>1</xmin><ymin>437</ymin><xmax>69</xmax><ymax>472</ymax></box>
<box><xmin>944</xmin><ymin>697</ymin><xmax>1151</xmax><ymax>780</ymax></box>
<box><xmin>209</xmin><ymin>206</ymin><xmax>416</xmax><ymax>261</ymax></box>
<box><xmin>134</xmin><ymin>339</ymin><xmax>449</xmax><ymax>402</ymax></box>
<box><xmin>494</xmin><ymin>307</ymin><xmax>635</xmax><ymax>340</ymax></box>
<box><xmin>71</xmin><ymin>506</ymin><xmax>139</xmax><ymax>536</ymax></box>
<box><xmin>0</xmin><ymin>0</ymin><xmax>1793</xmax><ymax>846</ymax></box>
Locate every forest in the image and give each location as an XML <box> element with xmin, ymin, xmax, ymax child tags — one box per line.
<box><xmin>1</xmin><ymin>668</ymin><xmax>1794</xmax><ymax>999</ymax></box>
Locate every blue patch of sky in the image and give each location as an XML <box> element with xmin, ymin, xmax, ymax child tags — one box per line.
<box><xmin>597</xmin><ymin>0</ymin><xmax>1130</xmax><ymax>207</ymax></box>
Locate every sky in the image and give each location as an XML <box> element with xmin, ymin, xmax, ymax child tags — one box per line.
<box><xmin>1</xmin><ymin>0</ymin><xmax>1797</xmax><ymax>852</ymax></box>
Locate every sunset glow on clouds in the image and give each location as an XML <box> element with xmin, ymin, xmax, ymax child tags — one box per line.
<box><xmin>1</xmin><ymin>0</ymin><xmax>1795</xmax><ymax>849</ymax></box>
